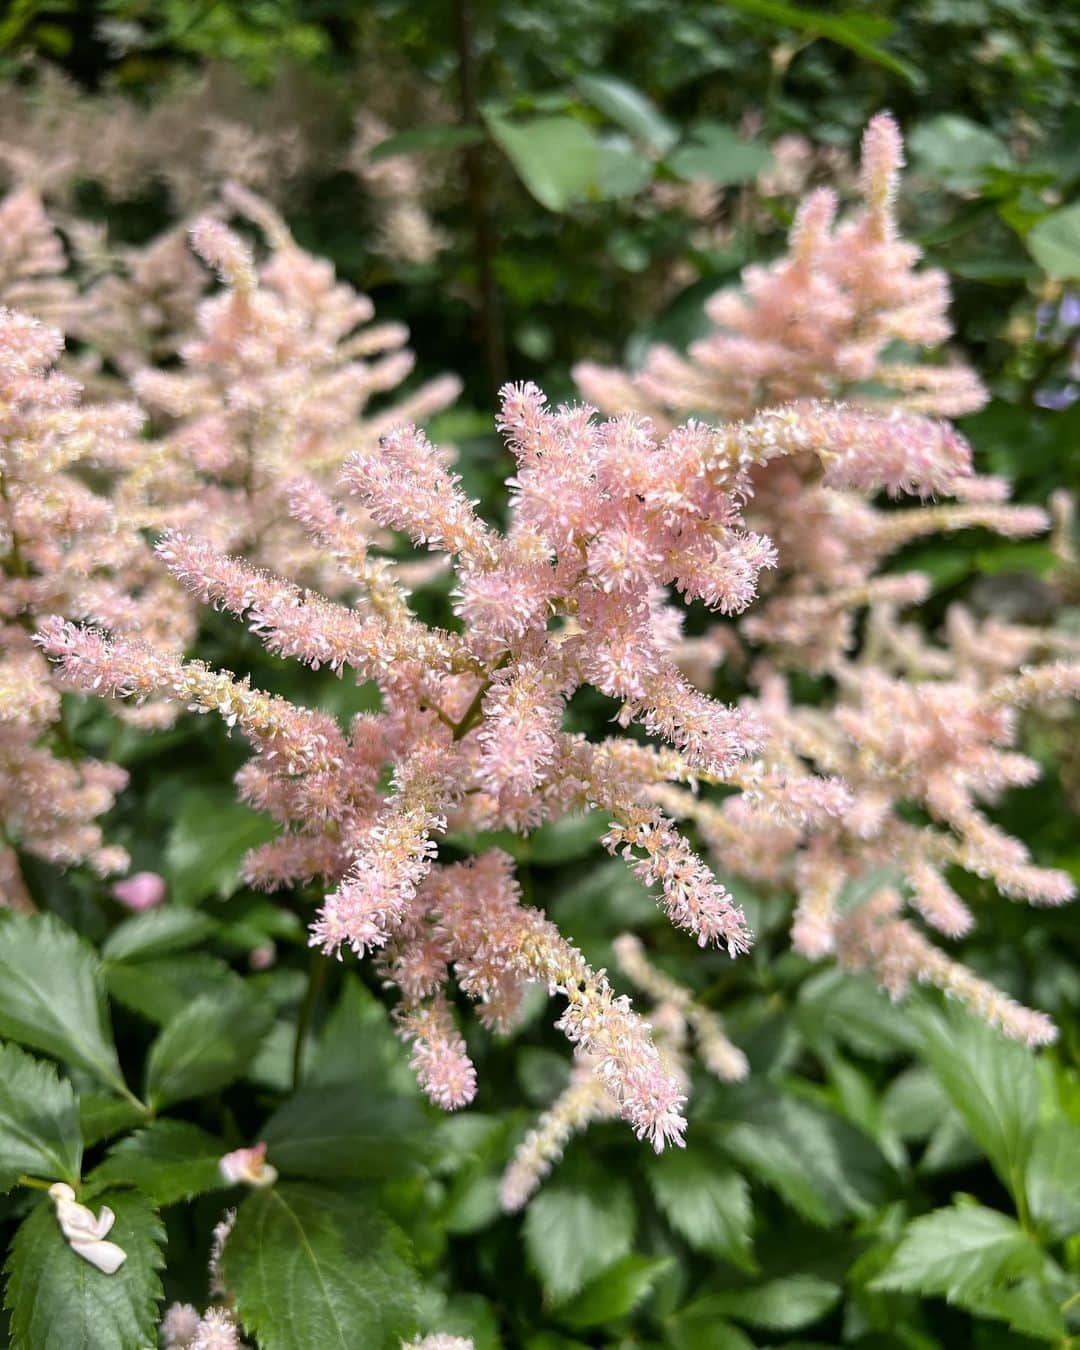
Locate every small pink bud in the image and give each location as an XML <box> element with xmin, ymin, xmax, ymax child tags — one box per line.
<box><xmin>248</xmin><ymin>942</ymin><xmax>277</xmax><ymax>971</ymax></box>
<box><xmin>219</xmin><ymin>1142</ymin><xmax>278</xmax><ymax>1188</ymax></box>
<box><xmin>111</xmin><ymin>871</ymin><xmax>166</xmax><ymax>911</ymax></box>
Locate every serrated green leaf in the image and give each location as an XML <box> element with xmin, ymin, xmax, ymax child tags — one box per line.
<box><xmin>797</xmin><ymin>970</ymin><xmax>919</xmax><ymax>1059</ymax></box>
<box><xmin>0</xmin><ymin>914</ymin><xmax>126</xmax><ymax>1096</ymax></box>
<box><xmin>307</xmin><ymin>975</ymin><xmax>418</xmax><ymax>1096</ymax></box>
<box><xmin>261</xmin><ymin>1079</ymin><xmax>429</xmax><ymax>1181</ymax></box>
<box><xmin>484</xmin><ymin>112</ymin><xmax>598</xmax><ymax>212</ymax></box>
<box><xmin>717</xmin><ymin>1089</ymin><xmax>889</xmax><ymax>1225</ymax></box>
<box><xmin>105</xmin><ymin>953</ymin><xmax>239</xmax><ymax>1025</ymax></box>
<box><xmin>88</xmin><ymin>1121</ymin><xmax>225</xmax><ymax>1207</ymax></box>
<box><xmin>698</xmin><ymin>1275</ymin><xmax>841</xmax><ymax>1331</ymax></box>
<box><xmin>1027</xmin><ymin>202</ymin><xmax>1080</xmax><ymax>279</ymax></box>
<box><xmin>223</xmin><ymin>1182</ymin><xmax>421</xmax><ymax>1350</ymax></box>
<box><xmin>969</xmin><ymin>1278</ymin><xmax>1067</xmax><ymax>1342</ymax></box>
<box><xmin>3</xmin><ymin>1189</ymin><xmax>164</xmax><ymax>1350</ymax></box>
<box><xmin>556</xmin><ymin>1254</ymin><xmax>672</xmax><ymax>1329</ymax></box>
<box><xmin>1026</xmin><ymin>1119</ymin><xmax>1080</xmax><ymax>1242</ymax></box>
<box><xmin>524</xmin><ymin>1173</ymin><xmax>635</xmax><ymax>1303</ymax></box>
<box><xmin>79</xmin><ymin>1095</ymin><xmax>147</xmax><ymax>1149</ymax></box>
<box><xmin>913</xmin><ymin>1006</ymin><xmax>1038</xmax><ymax>1202</ymax></box>
<box><xmin>0</xmin><ymin>1042</ymin><xmax>82</xmax><ymax>1192</ymax></box>
<box><xmin>668</xmin><ymin>121</ymin><xmax>771</xmax><ymax>185</ymax></box>
<box><xmin>872</xmin><ymin>1203</ymin><xmax>1045</xmax><ymax>1300</ymax></box>
<box><xmin>144</xmin><ymin>986</ymin><xmax>272</xmax><ymax>1109</ymax></box>
<box><xmin>165</xmin><ymin>787</ymin><xmax>277</xmax><ymax>906</ymax></box>
<box><xmin>646</xmin><ymin>1149</ymin><xmax>754</xmax><ymax>1269</ymax></box>
<box><xmin>102</xmin><ymin>908</ymin><xmax>215</xmax><ymax>963</ymax></box>
<box><xmin>575</xmin><ymin>73</ymin><xmax>678</xmax><ymax>154</ymax></box>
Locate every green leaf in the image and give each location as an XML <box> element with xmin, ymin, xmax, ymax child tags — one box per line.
<box><xmin>668</xmin><ymin>121</ymin><xmax>771</xmax><ymax>185</ymax></box>
<box><xmin>79</xmin><ymin>1095</ymin><xmax>146</xmax><ymax>1149</ymax></box>
<box><xmin>165</xmin><ymin>787</ymin><xmax>277</xmax><ymax>906</ymax></box>
<box><xmin>909</xmin><ymin>115</ymin><xmax>1011</xmax><ymax>192</ymax></box>
<box><xmin>222</xmin><ymin>1182</ymin><xmax>421</xmax><ymax>1350</ymax></box>
<box><xmin>696</xmin><ymin>1275</ymin><xmax>841</xmax><ymax>1331</ymax></box>
<box><xmin>102</xmin><ymin>908</ymin><xmax>215</xmax><ymax>963</ymax></box>
<box><xmin>969</xmin><ymin>1279</ymin><xmax>1067</xmax><ymax>1342</ymax></box>
<box><xmin>594</xmin><ymin>136</ymin><xmax>654</xmax><ymax>199</ymax></box>
<box><xmin>717</xmin><ymin>0</ymin><xmax>922</xmax><ymax>85</ymax></box>
<box><xmin>1026</xmin><ymin>1119</ymin><xmax>1080</xmax><ymax>1241</ymax></box>
<box><xmin>307</xmin><ymin>975</ymin><xmax>418</xmax><ymax>1097</ymax></box>
<box><xmin>368</xmin><ymin>124</ymin><xmax>485</xmax><ymax>160</ymax></box>
<box><xmin>717</xmin><ymin>1089</ymin><xmax>889</xmax><ymax>1225</ymax></box>
<box><xmin>1027</xmin><ymin>202</ymin><xmax>1080</xmax><ymax>279</ymax></box>
<box><xmin>105</xmin><ymin>953</ymin><xmax>238</xmax><ymax>1025</ymax></box>
<box><xmin>261</xmin><ymin>1079</ymin><xmax>429</xmax><ymax>1181</ymax></box>
<box><xmin>646</xmin><ymin>1149</ymin><xmax>754</xmax><ymax>1269</ymax></box>
<box><xmin>0</xmin><ymin>1042</ymin><xmax>82</xmax><ymax>1192</ymax></box>
<box><xmin>524</xmin><ymin>1173</ymin><xmax>635</xmax><ymax>1303</ymax></box>
<box><xmin>3</xmin><ymin>1189</ymin><xmax>164</xmax><ymax>1350</ymax></box>
<box><xmin>871</xmin><ymin>1203</ymin><xmax>1045</xmax><ymax>1300</ymax></box>
<box><xmin>484</xmin><ymin>112</ymin><xmax>598</xmax><ymax>212</ymax></box>
<box><xmin>665</xmin><ymin>1305</ymin><xmax>756</xmax><ymax>1350</ymax></box>
<box><xmin>556</xmin><ymin>1254</ymin><xmax>672</xmax><ymax>1329</ymax></box>
<box><xmin>575</xmin><ymin>73</ymin><xmax>677</xmax><ymax>154</ymax></box>
<box><xmin>0</xmin><ymin>914</ymin><xmax>126</xmax><ymax>1096</ymax></box>
<box><xmin>913</xmin><ymin>1006</ymin><xmax>1038</xmax><ymax>1201</ymax></box>
<box><xmin>88</xmin><ymin>1121</ymin><xmax>225</xmax><ymax>1207</ymax></box>
<box><xmin>144</xmin><ymin>986</ymin><xmax>272</xmax><ymax>1110</ymax></box>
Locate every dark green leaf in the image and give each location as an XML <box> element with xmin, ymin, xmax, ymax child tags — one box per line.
<box><xmin>88</xmin><ymin>1121</ymin><xmax>225</xmax><ymax>1207</ymax></box>
<box><xmin>556</xmin><ymin>1254</ymin><xmax>672</xmax><ymax>1329</ymax></box>
<box><xmin>717</xmin><ymin>0</ymin><xmax>921</xmax><ymax>85</ymax></box>
<box><xmin>223</xmin><ymin>1182</ymin><xmax>421</xmax><ymax>1350</ymax></box>
<box><xmin>871</xmin><ymin>1203</ymin><xmax>1045</xmax><ymax>1300</ymax></box>
<box><xmin>0</xmin><ymin>914</ymin><xmax>126</xmax><ymax>1096</ymax></box>
<box><xmin>3</xmin><ymin>1189</ymin><xmax>164</xmax><ymax>1350</ymax></box>
<box><xmin>165</xmin><ymin>788</ymin><xmax>277</xmax><ymax>906</ymax></box>
<box><xmin>261</xmin><ymin>1079</ymin><xmax>429</xmax><ymax>1181</ymax></box>
<box><xmin>0</xmin><ymin>1042</ymin><xmax>81</xmax><ymax>1192</ymax></box>
<box><xmin>102</xmin><ymin>908</ymin><xmax>215</xmax><ymax>963</ymax></box>
<box><xmin>79</xmin><ymin>1095</ymin><xmax>146</xmax><ymax>1149</ymax></box>
<box><xmin>144</xmin><ymin>986</ymin><xmax>272</xmax><ymax>1109</ymax></box>
<box><xmin>913</xmin><ymin>1006</ymin><xmax>1038</xmax><ymax>1202</ymax></box>
<box><xmin>524</xmin><ymin>1174</ymin><xmax>635</xmax><ymax>1303</ymax></box>
<box><xmin>368</xmin><ymin>125</ymin><xmax>485</xmax><ymax>160</ymax></box>
<box><xmin>106</xmin><ymin>953</ymin><xmax>238</xmax><ymax>1025</ymax></box>
<box><xmin>646</xmin><ymin>1148</ymin><xmax>754</xmax><ymax>1269</ymax></box>
<box><xmin>697</xmin><ymin>1275</ymin><xmax>841</xmax><ymax>1331</ymax></box>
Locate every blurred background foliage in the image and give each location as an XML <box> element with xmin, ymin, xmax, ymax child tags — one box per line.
<box><xmin>1</xmin><ymin>2</ymin><xmax>1079</xmax><ymax>1348</ymax></box>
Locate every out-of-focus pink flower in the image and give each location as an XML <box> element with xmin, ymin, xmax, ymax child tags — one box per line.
<box><xmin>218</xmin><ymin>1142</ymin><xmax>277</xmax><ymax>1189</ymax></box>
<box><xmin>111</xmin><ymin>870</ymin><xmax>166</xmax><ymax>911</ymax></box>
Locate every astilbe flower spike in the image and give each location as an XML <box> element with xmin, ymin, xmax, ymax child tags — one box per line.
<box><xmin>1</xmin><ymin>305</ymin><xmax>190</xmax><ymax>901</ymax></box>
<box><xmin>121</xmin><ymin>183</ymin><xmax>460</xmax><ymax>594</ymax></box>
<box><xmin>573</xmin><ymin>113</ymin><xmax>1078</xmax><ymax>1042</ymax></box>
<box><xmin>42</xmin><ymin>379</ymin><xmax>936</xmax><ymax>1148</ymax></box>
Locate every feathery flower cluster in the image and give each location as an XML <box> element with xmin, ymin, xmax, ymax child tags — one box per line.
<box><xmin>499</xmin><ymin>933</ymin><xmax>744</xmax><ymax>1209</ymax></box>
<box><xmin>0</xmin><ymin>305</ymin><xmax>190</xmax><ymax>902</ymax></box>
<box><xmin>570</xmin><ymin>114</ymin><xmax>1077</xmax><ymax>1041</ymax></box>
<box><xmin>120</xmin><ymin>184</ymin><xmax>460</xmax><ymax>593</ymax></box>
<box><xmin>40</xmin><ymin>373</ymin><xmax>939</xmax><ymax>1147</ymax></box>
